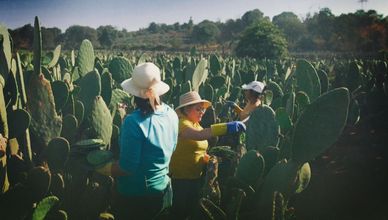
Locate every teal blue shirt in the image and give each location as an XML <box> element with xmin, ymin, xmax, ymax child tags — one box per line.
<box><xmin>117</xmin><ymin>103</ymin><xmax>178</xmax><ymax>196</ymax></box>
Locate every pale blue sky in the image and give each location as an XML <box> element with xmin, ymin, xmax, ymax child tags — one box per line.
<box><xmin>0</xmin><ymin>0</ymin><xmax>387</xmax><ymax>32</ymax></box>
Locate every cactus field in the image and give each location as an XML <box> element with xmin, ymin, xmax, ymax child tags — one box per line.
<box><xmin>0</xmin><ymin>16</ymin><xmax>387</xmax><ymax>220</ymax></box>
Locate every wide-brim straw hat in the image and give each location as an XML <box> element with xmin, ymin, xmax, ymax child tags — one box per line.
<box><xmin>175</xmin><ymin>91</ymin><xmax>211</xmax><ymax>110</ymax></box>
<box><xmin>241</xmin><ymin>81</ymin><xmax>266</xmax><ymax>94</ymax></box>
<box><xmin>121</xmin><ymin>62</ymin><xmax>169</xmax><ymax>98</ymax></box>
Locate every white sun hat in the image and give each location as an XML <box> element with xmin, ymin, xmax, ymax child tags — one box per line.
<box><xmin>241</xmin><ymin>81</ymin><xmax>266</xmax><ymax>94</ymax></box>
<box><xmin>175</xmin><ymin>91</ymin><xmax>212</xmax><ymax>110</ymax></box>
<box><xmin>121</xmin><ymin>62</ymin><xmax>169</xmax><ymax>98</ymax></box>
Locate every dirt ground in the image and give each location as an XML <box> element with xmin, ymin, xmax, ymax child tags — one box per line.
<box><xmin>293</xmin><ymin>111</ymin><xmax>388</xmax><ymax>220</ymax></box>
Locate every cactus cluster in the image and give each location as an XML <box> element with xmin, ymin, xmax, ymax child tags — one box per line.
<box><xmin>0</xmin><ymin>16</ymin><xmax>386</xmax><ymax>220</ymax></box>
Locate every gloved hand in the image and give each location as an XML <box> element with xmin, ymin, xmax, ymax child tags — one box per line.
<box><xmin>211</xmin><ymin>121</ymin><xmax>246</xmax><ymax>136</ymax></box>
<box><xmin>226</xmin><ymin>121</ymin><xmax>246</xmax><ymax>133</ymax></box>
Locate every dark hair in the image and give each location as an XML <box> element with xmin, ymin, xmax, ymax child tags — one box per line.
<box><xmin>248</xmin><ymin>90</ymin><xmax>263</xmax><ymax>99</ymax></box>
<box><xmin>180</xmin><ymin>103</ymin><xmax>195</xmax><ymax>116</ymax></box>
<box><xmin>134</xmin><ymin>96</ymin><xmax>155</xmax><ymax>116</ymax></box>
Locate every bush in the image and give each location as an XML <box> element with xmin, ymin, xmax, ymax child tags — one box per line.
<box><xmin>235</xmin><ymin>19</ymin><xmax>288</xmax><ymax>59</ymax></box>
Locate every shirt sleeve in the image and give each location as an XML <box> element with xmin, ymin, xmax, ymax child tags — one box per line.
<box><xmin>119</xmin><ymin>116</ymin><xmax>144</xmax><ymax>173</ymax></box>
<box><xmin>179</xmin><ymin>117</ymin><xmax>194</xmax><ymax>134</ymax></box>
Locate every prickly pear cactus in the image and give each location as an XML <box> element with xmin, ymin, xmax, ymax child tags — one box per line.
<box><xmin>109</xmin><ymin>88</ymin><xmax>131</xmax><ymax>109</ymax></box>
<box><xmin>0</xmin><ymin>24</ymin><xmax>11</xmax><ymax>84</ymax></box>
<box><xmin>47</xmin><ymin>45</ymin><xmax>61</xmax><ymax>69</ymax></box>
<box><xmin>210</xmin><ymin>75</ymin><xmax>226</xmax><ymax>89</ymax></box>
<box><xmin>294</xmin><ymin>59</ymin><xmax>321</xmax><ymax>102</ymax></box>
<box><xmin>235</xmin><ymin>150</ymin><xmax>265</xmax><ymax>187</ymax></box>
<box><xmin>33</xmin><ymin>16</ymin><xmax>42</xmax><ymax>76</ymax></box>
<box><xmin>347</xmin><ymin>61</ymin><xmax>362</xmax><ymax>92</ymax></box>
<box><xmin>317</xmin><ymin>69</ymin><xmax>329</xmax><ymax>93</ymax></box>
<box><xmin>27</xmin><ymin>73</ymin><xmax>62</xmax><ymax>147</ymax></box>
<box><xmin>209</xmin><ymin>54</ymin><xmax>221</xmax><ymax>76</ymax></box>
<box><xmin>285</xmin><ymin>91</ymin><xmax>295</xmax><ymax>119</ymax></box>
<box><xmin>4</xmin><ymin>65</ymin><xmax>19</xmax><ymax>107</ymax></box>
<box><xmin>108</xmin><ymin>56</ymin><xmax>132</xmax><ymax>83</ymax></box>
<box><xmin>261</xmin><ymin>146</ymin><xmax>280</xmax><ymax>174</ymax></box>
<box><xmin>272</xmin><ymin>191</ymin><xmax>285</xmax><ymax>220</ymax></box>
<box><xmin>275</xmin><ymin>107</ymin><xmax>293</xmax><ymax>134</ymax></box>
<box><xmin>199</xmin><ymin>83</ymin><xmax>214</xmax><ymax>103</ymax></box>
<box><xmin>43</xmin><ymin>137</ymin><xmax>70</xmax><ymax>172</ymax></box>
<box><xmin>7</xmin><ymin>109</ymin><xmax>31</xmax><ymax>139</ymax></box>
<box><xmin>246</xmin><ymin>105</ymin><xmax>280</xmax><ymax>152</ymax></box>
<box><xmin>61</xmin><ymin>114</ymin><xmax>78</xmax><ymax>144</ymax></box>
<box><xmin>181</xmin><ymin>80</ymin><xmax>192</xmax><ymax>94</ymax></box>
<box><xmin>32</xmin><ymin>195</ymin><xmax>60</xmax><ymax>220</ymax></box>
<box><xmin>27</xmin><ymin>166</ymin><xmax>51</xmax><ymax>202</ymax></box>
<box><xmin>75</xmin><ymin>100</ymin><xmax>85</xmax><ymax>126</ymax></box>
<box><xmin>291</xmin><ymin>87</ymin><xmax>350</xmax><ymax>164</ymax></box>
<box><xmin>76</xmin><ymin>39</ymin><xmax>95</xmax><ymax>76</ymax></box>
<box><xmin>101</xmin><ymin>70</ymin><xmax>113</xmax><ymax>107</ymax></box>
<box><xmin>267</xmin><ymin>80</ymin><xmax>284</xmax><ymax>99</ymax></box>
<box><xmin>194</xmin><ymin>198</ymin><xmax>227</xmax><ymax>220</ymax></box>
<box><xmin>258</xmin><ymin>160</ymin><xmax>299</xmax><ymax>220</ymax></box>
<box><xmin>16</xmin><ymin>52</ymin><xmax>28</xmax><ymax>107</ymax></box>
<box><xmin>88</xmin><ymin>96</ymin><xmax>113</xmax><ymax>146</ymax></box>
<box><xmin>192</xmin><ymin>58</ymin><xmax>208</xmax><ymax>92</ymax></box>
<box><xmin>295</xmin><ymin>91</ymin><xmax>310</xmax><ymax>114</ymax></box>
<box><xmin>295</xmin><ymin>162</ymin><xmax>311</xmax><ymax>194</ymax></box>
<box><xmin>51</xmin><ymin>80</ymin><xmax>69</xmax><ymax>113</ymax></box>
<box><xmin>0</xmin><ymin>88</ymin><xmax>7</xmax><ymax>139</ymax></box>
<box><xmin>86</xmin><ymin>150</ymin><xmax>113</xmax><ymax>168</ymax></box>
<box><xmin>77</xmin><ymin>70</ymin><xmax>101</xmax><ymax>117</ymax></box>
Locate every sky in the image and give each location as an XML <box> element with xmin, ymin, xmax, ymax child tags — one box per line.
<box><xmin>0</xmin><ymin>0</ymin><xmax>387</xmax><ymax>32</ymax></box>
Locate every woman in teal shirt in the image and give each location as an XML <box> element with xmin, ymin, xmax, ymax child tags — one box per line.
<box><xmin>97</xmin><ymin>62</ymin><xmax>178</xmax><ymax>219</ymax></box>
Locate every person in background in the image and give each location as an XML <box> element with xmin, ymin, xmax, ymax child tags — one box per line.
<box><xmin>226</xmin><ymin>81</ymin><xmax>266</xmax><ymax>121</ymax></box>
<box><xmin>96</xmin><ymin>62</ymin><xmax>179</xmax><ymax>220</ymax></box>
<box><xmin>169</xmin><ymin>91</ymin><xmax>246</xmax><ymax>219</ymax></box>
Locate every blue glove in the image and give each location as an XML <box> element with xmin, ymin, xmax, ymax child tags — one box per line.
<box><xmin>226</xmin><ymin>121</ymin><xmax>246</xmax><ymax>134</ymax></box>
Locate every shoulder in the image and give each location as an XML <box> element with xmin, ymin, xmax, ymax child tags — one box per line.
<box><xmin>162</xmin><ymin>103</ymin><xmax>178</xmax><ymax>120</ymax></box>
<box><xmin>179</xmin><ymin>116</ymin><xmax>195</xmax><ymax>129</ymax></box>
<box><xmin>122</xmin><ymin>110</ymin><xmax>144</xmax><ymax>127</ymax></box>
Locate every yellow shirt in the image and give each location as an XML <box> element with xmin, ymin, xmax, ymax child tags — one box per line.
<box><xmin>169</xmin><ymin>115</ymin><xmax>208</xmax><ymax>179</ymax></box>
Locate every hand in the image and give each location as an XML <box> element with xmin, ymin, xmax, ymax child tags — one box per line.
<box><xmin>226</xmin><ymin>101</ymin><xmax>243</xmax><ymax>114</ymax></box>
<box><xmin>225</xmin><ymin>101</ymin><xmax>238</xmax><ymax>108</ymax></box>
<box><xmin>202</xmin><ymin>153</ymin><xmax>210</xmax><ymax>164</ymax></box>
<box><xmin>219</xmin><ymin>101</ymin><xmax>238</xmax><ymax>118</ymax></box>
<box><xmin>226</xmin><ymin>121</ymin><xmax>246</xmax><ymax>134</ymax></box>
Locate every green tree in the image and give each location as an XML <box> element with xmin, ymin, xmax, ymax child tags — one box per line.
<box><xmin>272</xmin><ymin>12</ymin><xmax>305</xmax><ymax>50</ymax></box>
<box><xmin>191</xmin><ymin>20</ymin><xmax>220</xmax><ymax>45</ymax></box>
<box><xmin>147</xmin><ymin>22</ymin><xmax>160</xmax><ymax>33</ymax></box>
<box><xmin>97</xmin><ymin>25</ymin><xmax>118</xmax><ymax>49</ymax></box>
<box><xmin>303</xmin><ymin>8</ymin><xmax>335</xmax><ymax>50</ymax></box>
<box><xmin>41</xmin><ymin>27</ymin><xmax>62</xmax><ymax>50</ymax></box>
<box><xmin>10</xmin><ymin>24</ymin><xmax>33</xmax><ymax>49</ymax></box>
<box><xmin>235</xmin><ymin>19</ymin><xmax>288</xmax><ymax>59</ymax></box>
<box><xmin>242</xmin><ymin>9</ymin><xmax>265</xmax><ymax>27</ymax></box>
<box><xmin>219</xmin><ymin>19</ymin><xmax>244</xmax><ymax>43</ymax></box>
<box><xmin>64</xmin><ymin>25</ymin><xmax>99</xmax><ymax>49</ymax></box>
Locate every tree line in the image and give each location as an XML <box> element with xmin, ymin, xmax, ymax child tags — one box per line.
<box><xmin>8</xmin><ymin>8</ymin><xmax>388</xmax><ymax>56</ymax></box>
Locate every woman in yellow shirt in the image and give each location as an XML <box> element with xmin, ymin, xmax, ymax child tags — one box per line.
<box><xmin>169</xmin><ymin>91</ymin><xmax>245</xmax><ymax>219</ymax></box>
